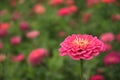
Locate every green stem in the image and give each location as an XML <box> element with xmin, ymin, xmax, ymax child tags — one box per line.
<box><xmin>80</xmin><ymin>59</ymin><xmax>84</xmax><ymax>80</ymax></box>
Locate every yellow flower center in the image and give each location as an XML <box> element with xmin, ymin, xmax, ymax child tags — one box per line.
<box><xmin>73</xmin><ymin>38</ymin><xmax>88</xmax><ymax>47</ymax></box>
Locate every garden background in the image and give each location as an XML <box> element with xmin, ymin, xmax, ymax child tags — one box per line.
<box><xmin>0</xmin><ymin>0</ymin><xmax>120</xmax><ymax>80</ymax></box>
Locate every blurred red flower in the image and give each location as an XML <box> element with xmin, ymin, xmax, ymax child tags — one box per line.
<box><xmin>111</xmin><ymin>14</ymin><xmax>120</xmax><ymax>21</ymax></box>
<box><xmin>19</xmin><ymin>21</ymin><xmax>29</xmax><ymax>31</ymax></box>
<box><xmin>69</xmin><ymin>5</ymin><xmax>78</xmax><ymax>13</ymax></box>
<box><xmin>0</xmin><ymin>30</ymin><xmax>8</xmax><ymax>37</ymax></box>
<box><xmin>86</xmin><ymin>0</ymin><xmax>101</xmax><ymax>8</ymax></box>
<box><xmin>26</xmin><ymin>30</ymin><xmax>40</xmax><ymax>39</ymax></box>
<box><xmin>0</xmin><ymin>23</ymin><xmax>10</xmax><ymax>37</ymax></box>
<box><xmin>33</xmin><ymin>4</ymin><xmax>46</xmax><ymax>15</ymax></box>
<box><xmin>28</xmin><ymin>48</ymin><xmax>48</xmax><ymax>65</ymax></box>
<box><xmin>65</xmin><ymin>0</ymin><xmax>74</xmax><ymax>5</ymax></box>
<box><xmin>89</xmin><ymin>74</ymin><xmax>104</xmax><ymax>80</ymax></box>
<box><xmin>104</xmin><ymin>43</ymin><xmax>112</xmax><ymax>51</ymax></box>
<box><xmin>10</xmin><ymin>0</ymin><xmax>17</xmax><ymax>7</ymax></box>
<box><xmin>82</xmin><ymin>13</ymin><xmax>91</xmax><ymax>23</ymax></box>
<box><xmin>11</xmin><ymin>54</ymin><xmax>24</xmax><ymax>62</ymax></box>
<box><xmin>100</xmin><ymin>32</ymin><xmax>115</xmax><ymax>42</ymax></box>
<box><xmin>58</xmin><ymin>7</ymin><xmax>71</xmax><ymax>16</ymax></box>
<box><xmin>59</xmin><ymin>34</ymin><xmax>105</xmax><ymax>60</ymax></box>
<box><xmin>104</xmin><ymin>51</ymin><xmax>120</xmax><ymax>66</ymax></box>
<box><xmin>48</xmin><ymin>0</ymin><xmax>63</xmax><ymax>6</ymax></box>
<box><xmin>102</xmin><ymin>0</ymin><xmax>115</xmax><ymax>4</ymax></box>
<box><xmin>0</xmin><ymin>54</ymin><xmax>6</xmax><ymax>62</ymax></box>
<box><xmin>0</xmin><ymin>22</ymin><xmax>10</xmax><ymax>30</ymax></box>
<box><xmin>10</xmin><ymin>36</ymin><xmax>21</xmax><ymax>45</ymax></box>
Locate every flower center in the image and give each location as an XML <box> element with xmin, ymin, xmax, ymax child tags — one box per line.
<box><xmin>73</xmin><ymin>38</ymin><xmax>88</xmax><ymax>47</ymax></box>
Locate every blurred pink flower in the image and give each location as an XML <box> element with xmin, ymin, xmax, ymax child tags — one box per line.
<box><xmin>59</xmin><ymin>34</ymin><xmax>105</xmax><ymax>60</ymax></box>
<box><xmin>11</xmin><ymin>54</ymin><xmax>24</xmax><ymax>62</ymax></box>
<box><xmin>116</xmin><ymin>33</ymin><xmax>120</xmax><ymax>43</ymax></box>
<box><xmin>10</xmin><ymin>36</ymin><xmax>21</xmax><ymax>45</ymax></box>
<box><xmin>69</xmin><ymin>5</ymin><xmax>78</xmax><ymax>13</ymax></box>
<box><xmin>0</xmin><ymin>54</ymin><xmax>6</xmax><ymax>62</ymax></box>
<box><xmin>104</xmin><ymin>43</ymin><xmax>112</xmax><ymax>51</ymax></box>
<box><xmin>102</xmin><ymin>0</ymin><xmax>115</xmax><ymax>4</ymax></box>
<box><xmin>100</xmin><ymin>32</ymin><xmax>115</xmax><ymax>42</ymax></box>
<box><xmin>19</xmin><ymin>21</ymin><xmax>29</xmax><ymax>31</ymax></box>
<box><xmin>0</xmin><ymin>30</ymin><xmax>8</xmax><ymax>37</ymax></box>
<box><xmin>89</xmin><ymin>74</ymin><xmax>104</xmax><ymax>80</ymax></box>
<box><xmin>12</xmin><ymin>12</ymin><xmax>21</xmax><ymax>21</ymax></box>
<box><xmin>33</xmin><ymin>4</ymin><xmax>46</xmax><ymax>15</ymax></box>
<box><xmin>26</xmin><ymin>30</ymin><xmax>40</xmax><ymax>39</ymax></box>
<box><xmin>58</xmin><ymin>8</ymin><xmax>71</xmax><ymax>16</ymax></box>
<box><xmin>82</xmin><ymin>13</ymin><xmax>91</xmax><ymax>23</ymax></box>
<box><xmin>104</xmin><ymin>51</ymin><xmax>120</xmax><ymax>66</ymax></box>
<box><xmin>28</xmin><ymin>48</ymin><xmax>48</xmax><ymax>65</ymax></box>
<box><xmin>86</xmin><ymin>0</ymin><xmax>101</xmax><ymax>8</ymax></box>
<box><xmin>0</xmin><ymin>22</ymin><xmax>10</xmax><ymax>30</ymax></box>
<box><xmin>49</xmin><ymin>0</ymin><xmax>63</xmax><ymax>6</ymax></box>
<box><xmin>111</xmin><ymin>14</ymin><xmax>120</xmax><ymax>21</ymax></box>
<box><xmin>0</xmin><ymin>42</ymin><xmax>3</xmax><ymax>50</ymax></box>
<box><xmin>65</xmin><ymin>0</ymin><xmax>74</xmax><ymax>5</ymax></box>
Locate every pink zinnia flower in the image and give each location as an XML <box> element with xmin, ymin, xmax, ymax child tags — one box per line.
<box><xmin>49</xmin><ymin>0</ymin><xmax>63</xmax><ymax>6</ymax></box>
<box><xmin>69</xmin><ymin>5</ymin><xmax>78</xmax><ymax>13</ymax></box>
<box><xmin>65</xmin><ymin>0</ymin><xmax>74</xmax><ymax>5</ymax></box>
<box><xmin>19</xmin><ymin>21</ymin><xmax>29</xmax><ymax>31</ymax></box>
<box><xmin>116</xmin><ymin>34</ymin><xmax>120</xmax><ymax>43</ymax></box>
<box><xmin>102</xmin><ymin>0</ymin><xmax>115</xmax><ymax>4</ymax></box>
<box><xmin>26</xmin><ymin>30</ymin><xmax>40</xmax><ymax>39</ymax></box>
<box><xmin>10</xmin><ymin>36</ymin><xmax>21</xmax><ymax>45</ymax></box>
<box><xmin>0</xmin><ymin>30</ymin><xmax>8</xmax><ymax>37</ymax></box>
<box><xmin>86</xmin><ymin>0</ymin><xmax>101</xmax><ymax>8</ymax></box>
<box><xmin>100</xmin><ymin>32</ymin><xmax>115</xmax><ymax>42</ymax></box>
<box><xmin>33</xmin><ymin>4</ymin><xmax>46</xmax><ymax>15</ymax></box>
<box><xmin>104</xmin><ymin>43</ymin><xmax>112</xmax><ymax>51</ymax></box>
<box><xmin>89</xmin><ymin>74</ymin><xmax>104</xmax><ymax>80</ymax></box>
<box><xmin>28</xmin><ymin>48</ymin><xmax>48</xmax><ymax>65</ymax></box>
<box><xmin>0</xmin><ymin>22</ymin><xmax>10</xmax><ymax>30</ymax></box>
<box><xmin>59</xmin><ymin>34</ymin><xmax>105</xmax><ymax>60</ymax></box>
<box><xmin>11</xmin><ymin>54</ymin><xmax>24</xmax><ymax>62</ymax></box>
<box><xmin>104</xmin><ymin>51</ymin><xmax>120</xmax><ymax>66</ymax></box>
<box><xmin>58</xmin><ymin>8</ymin><xmax>71</xmax><ymax>16</ymax></box>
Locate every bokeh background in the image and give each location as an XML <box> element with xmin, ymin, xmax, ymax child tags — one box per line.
<box><xmin>0</xmin><ymin>0</ymin><xmax>120</xmax><ymax>80</ymax></box>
